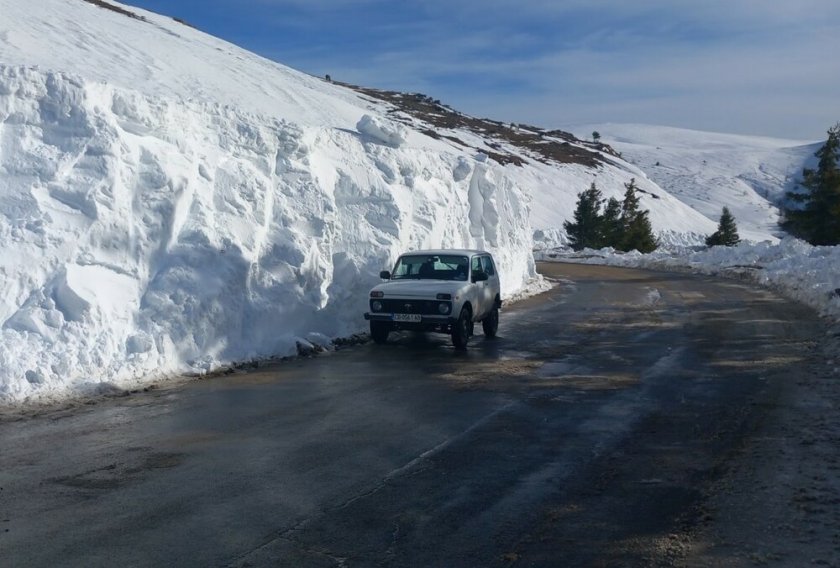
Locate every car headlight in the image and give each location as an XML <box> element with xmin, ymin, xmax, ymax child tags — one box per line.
<box><xmin>438</xmin><ymin>302</ymin><xmax>451</xmax><ymax>315</ymax></box>
<box><xmin>372</xmin><ymin>300</ymin><xmax>383</xmax><ymax>312</ymax></box>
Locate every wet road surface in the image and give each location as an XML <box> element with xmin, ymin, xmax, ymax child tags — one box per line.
<box><xmin>0</xmin><ymin>263</ymin><xmax>824</xmax><ymax>567</ymax></box>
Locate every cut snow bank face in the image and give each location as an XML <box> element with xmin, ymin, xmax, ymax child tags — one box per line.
<box><xmin>0</xmin><ymin>66</ymin><xmax>536</xmax><ymax>404</ymax></box>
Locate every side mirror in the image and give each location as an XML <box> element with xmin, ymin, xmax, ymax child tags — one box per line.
<box><xmin>380</xmin><ymin>270</ymin><xmax>391</xmax><ymax>280</ymax></box>
<box><xmin>472</xmin><ymin>271</ymin><xmax>488</xmax><ymax>282</ymax></box>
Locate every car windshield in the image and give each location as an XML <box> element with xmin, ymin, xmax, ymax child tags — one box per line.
<box><xmin>391</xmin><ymin>255</ymin><xmax>469</xmax><ymax>281</ymax></box>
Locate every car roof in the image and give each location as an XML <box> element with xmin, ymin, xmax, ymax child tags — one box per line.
<box><xmin>399</xmin><ymin>249</ymin><xmax>490</xmax><ymax>257</ymax></box>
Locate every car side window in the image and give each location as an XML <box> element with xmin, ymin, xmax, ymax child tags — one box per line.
<box><xmin>471</xmin><ymin>256</ymin><xmax>482</xmax><ymax>275</ymax></box>
<box><xmin>481</xmin><ymin>256</ymin><xmax>495</xmax><ymax>276</ymax></box>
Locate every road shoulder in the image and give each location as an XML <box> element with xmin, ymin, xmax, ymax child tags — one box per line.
<box><xmin>685</xmin><ymin>330</ymin><xmax>840</xmax><ymax>567</ymax></box>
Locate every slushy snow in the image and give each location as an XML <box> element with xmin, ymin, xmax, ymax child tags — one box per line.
<box><xmin>0</xmin><ymin>0</ymin><xmax>826</xmax><ymax>404</ymax></box>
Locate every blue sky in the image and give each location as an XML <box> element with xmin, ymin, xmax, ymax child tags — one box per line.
<box><xmin>125</xmin><ymin>0</ymin><xmax>839</xmax><ymax>140</ymax></box>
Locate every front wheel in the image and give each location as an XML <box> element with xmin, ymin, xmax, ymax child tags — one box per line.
<box><xmin>370</xmin><ymin>321</ymin><xmax>390</xmax><ymax>344</ymax></box>
<box><xmin>451</xmin><ymin>307</ymin><xmax>471</xmax><ymax>350</ymax></box>
<box><xmin>482</xmin><ymin>307</ymin><xmax>499</xmax><ymax>338</ymax></box>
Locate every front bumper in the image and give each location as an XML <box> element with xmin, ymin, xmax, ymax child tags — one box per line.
<box><xmin>364</xmin><ymin>312</ymin><xmax>457</xmax><ymax>331</ymax></box>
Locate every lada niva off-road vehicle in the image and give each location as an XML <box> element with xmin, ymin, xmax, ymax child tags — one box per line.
<box><xmin>364</xmin><ymin>249</ymin><xmax>501</xmax><ymax>349</ymax></box>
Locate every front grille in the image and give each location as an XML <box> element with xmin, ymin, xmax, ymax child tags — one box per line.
<box><xmin>372</xmin><ymin>299</ymin><xmax>450</xmax><ymax>315</ymax></box>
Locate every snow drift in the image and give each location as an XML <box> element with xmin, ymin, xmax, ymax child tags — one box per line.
<box><xmin>356</xmin><ymin>114</ymin><xmax>407</xmax><ymax>147</ymax></box>
<box><xmin>0</xmin><ymin>62</ymin><xmax>536</xmax><ymax>402</ymax></box>
<box><xmin>0</xmin><ymin>57</ymin><xmax>535</xmax><ymax>403</ymax></box>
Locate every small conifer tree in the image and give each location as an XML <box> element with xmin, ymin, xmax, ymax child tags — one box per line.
<box><xmin>706</xmin><ymin>207</ymin><xmax>741</xmax><ymax>247</ymax></box>
<box><xmin>601</xmin><ymin>197</ymin><xmax>623</xmax><ymax>247</ymax></box>
<box><xmin>620</xmin><ymin>178</ymin><xmax>641</xmax><ymax>224</ymax></box>
<box><xmin>618</xmin><ymin>178</ymin><xmax>659</xmax><ymax>252</ymax></box>
<box><xmin>623</xmin><ymin>210</ymin><xmax>659</xmax><ymax>253</ymax></box>
<box><xmin>564</xmin><ymin>182</ymin><xmax>605</xmax><ymax>250</ymax></box>
<box><xmin>564</xmin><ymin>179</ymin><xmax>658</xmax><ymax>253</ymax></box>
<box><xmin>592</xmin><ymin>131</ymin><xmax>601</xmax><ymax>142</ymax></box>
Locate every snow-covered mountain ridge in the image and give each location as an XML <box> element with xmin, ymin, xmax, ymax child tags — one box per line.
<box><xmin>0</xmin><ymin>0</ymin><xmax>815</xmax><ymax>404</ymax></box>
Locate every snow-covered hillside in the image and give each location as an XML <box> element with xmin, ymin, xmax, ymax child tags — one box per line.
<box><xmin>569</xmin><ymin>124</ymin><xmax>819</xmax><ymax>243</ymax></box>
<box><xmin>0</xmin><ymin>0</ymin><xmax>814</xmax><ymax>404</ymax></box>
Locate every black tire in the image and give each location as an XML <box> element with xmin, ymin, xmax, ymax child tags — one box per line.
<box><xmin>370</xmin><ymin>321</ymin><xmax>389</xmax><ymax>344</ymax></box>
<box><xmin>451</xmin><ymin>307</ymin><xmax>471</xmax><ymax>350</ymax></box>
<box><xmin>482</xmin><ymin>306</ymin><xmax>499</xmax><ymax>338</ymax></box>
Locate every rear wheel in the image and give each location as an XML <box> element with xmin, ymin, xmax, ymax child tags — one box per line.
<box><xmin>370</xmin><ymin>321</ymin><xmax>389</xmax><ymax>344</ymax></box>
<box><xmin>482</xmin><ymin>306</ymin><xmax>499</xmax><ymax>338</ymax></box>
<box><xmin>451</xmin><ymin>307</ymin><xmax>471</xmax><ymax>350</ymax></box>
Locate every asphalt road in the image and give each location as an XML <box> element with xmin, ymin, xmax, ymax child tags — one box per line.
<box><xmin>0</xmin><ymin>262</ymin><xmax>824</xmax><ymax>567</ymax></box>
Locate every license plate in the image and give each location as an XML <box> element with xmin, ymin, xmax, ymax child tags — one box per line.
<box><xmin>393</xmin><ymin>313</ymin><xmax>421</xmax><ymax>322</ymax></box>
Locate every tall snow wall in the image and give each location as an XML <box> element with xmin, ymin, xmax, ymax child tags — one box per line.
<box><xmin>0</xmin><ymin>66</ymin><xmax>536</xmax><ymax>403</ymax></box>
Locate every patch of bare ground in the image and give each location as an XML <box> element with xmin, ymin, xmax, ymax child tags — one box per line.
<box><xmin>172</xmin><ymin>17</ymin><xmax>195</xmax><ymax>28</ymax></box>
<box><xmin>81</xmin><ymin>0</ymin><xmax>146</xmax><ymax>21</ymax></box>
<box><xmin>337</xmin><ymin>84</ymin><xmax>621</xmax><ymax>168</ymax></box>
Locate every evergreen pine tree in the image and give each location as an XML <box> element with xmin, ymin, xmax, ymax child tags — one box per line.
<box><xmin>706</xmin><ymin>207</ymin><xmax>741</xmax><ymax>247</ymax></box>
<box><xmin>564</xmin><ymin>182</ymin><xmax>605</xmax><ymax>250</ymax></box>
<box><xmin>783</xmin><ymin>123</ymin><xmax>840</xmax><ymax>245</ymax></box>
<box><xmin>601</xmin><ymin>197</ymin><xmax>623</xmax><ymax>247</ymax></box>
<box><xmin>618</xmin><ymin>178</ymin><xmax>658</xmax><ymax>252</ymax></box>
<box><xmin>620</xmin><ymin>178</ymin><xmax>641</xmax><ymax>225</ymax></box>
<box><xmin>622</xmin><ymin>211</ymin><xmax>658</xmax><ymax>253</ymax></box>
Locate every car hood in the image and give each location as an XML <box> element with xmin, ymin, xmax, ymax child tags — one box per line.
<box><xmin>371</xmin><ymin>280</ymin><xmax>471</xmax><ymax>299</ymax></box>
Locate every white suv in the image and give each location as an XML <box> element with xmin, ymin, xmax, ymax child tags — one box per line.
<box><xmin>364</xmin><ymin>249</ymin><xmax>502</xmax><ymax>349</ymax></box>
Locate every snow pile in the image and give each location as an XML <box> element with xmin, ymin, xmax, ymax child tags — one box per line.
<box><xmin>537</xmin><ymin>238</ymin><xmax>840</xmax><ymax>322</ymax></box>
<box><xmin>356</xmin><ymin>114</ymin><xmax>407</xmax><ymax>147</ymax></box>
<box><xmin>0</xmin><ymin>62</ymin><xmax>535</xmax><ymax>403</ymax></box>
